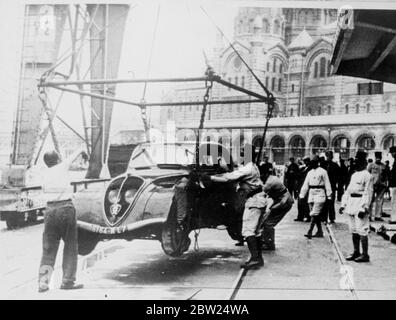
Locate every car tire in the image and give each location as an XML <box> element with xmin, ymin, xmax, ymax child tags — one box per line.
<box><xmin>161</xmin><ymin>200</ymin><xmax>191</xmax><ymax>257</ymax></box>
<box><xmin>77</xmin><ymin>228</ymin><xmax>99</xmax><ymax>256</ymax></box>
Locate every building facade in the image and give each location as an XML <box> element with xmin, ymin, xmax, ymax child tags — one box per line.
<box><xmin>160</xmin><ymin>7</ymin><xmax>396</xmax><ymax>163</ymax></box>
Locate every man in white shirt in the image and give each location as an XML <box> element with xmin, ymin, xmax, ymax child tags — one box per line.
<box><xmin>38</xmin><ymin>150</ymin><xmax>86</xmax><ymax>292</ymax></box>
<box><xmin>299</xmin><ymin>155</ymin><xmax>332</xmax><ymax>239</ymax></box>
<box><xmin>209</xmin><ymin>144</ymin><xmax>267</xmax><ymax>270</ymax></box>
<box><xmin>339</xmin><ymin>151</ymin><xmax>373</xmax><ymax>263</ymax></box>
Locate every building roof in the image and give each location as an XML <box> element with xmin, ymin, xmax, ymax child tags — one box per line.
<box><xmin>288</xmin><ymin>28</ymin><xmax>314</xmax><ymax>50</ymax></box>
<box><xmin>331</xmin><ymin>9</ymin><xmax>396</xmax><ymax>84</ymax></box>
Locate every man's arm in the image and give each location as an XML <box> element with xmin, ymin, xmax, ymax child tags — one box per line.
<box><xmin>324</xmin><ymin>171</ymin><xmax>332</xmax><ymax>199</ymax></box>
<box><xmin>210</xmin><ymin>165</ymin><xmax>248</xmax><ymax>183</ymax></box>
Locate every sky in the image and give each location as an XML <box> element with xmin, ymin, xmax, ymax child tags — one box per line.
<box><xmin>1</xmin><ymin>0</ymin><xmax>396</xmax><ymax>162</ymax></box>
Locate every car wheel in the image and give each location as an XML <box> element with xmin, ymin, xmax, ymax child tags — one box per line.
<box><xmin>77</xmin><ymin>228</ymin><xmax>99</xmax><ymax>256</ymax></box>
<box><xmin>161</xmin><ymin>200</ymin><xmax>191</xmax><ymax>257</ymax></box>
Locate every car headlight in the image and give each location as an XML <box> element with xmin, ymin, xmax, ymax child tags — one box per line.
<box><xmin>108</xmin><ymin>189</ymin><xmax>120</xmax><ymax>203</ymax></box>
<box><xmin>124</xmin><ymin>189</ymin><xmax>137</xmax><ymax>204</ymax></box>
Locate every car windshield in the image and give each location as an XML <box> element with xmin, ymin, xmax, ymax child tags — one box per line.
<box><xmin>127</xmin><ymin>143</ymin><xmax>232</xmax><ymax>170</ymax></box>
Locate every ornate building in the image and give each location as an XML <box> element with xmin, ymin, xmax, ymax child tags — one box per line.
<box><xmin>160</xmin><ymin>7</ymin><xmax>396</xmax><ymax>163</ymax></box>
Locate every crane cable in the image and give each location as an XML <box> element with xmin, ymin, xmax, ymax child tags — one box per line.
<box><xmin>200</xmin><ymin>6</ymin><xmax>275</xmax><ymax>164</ymax></box>
<box><xmin>140</xmin><ymin>4</ymin><xmax>161</xmax><ymax>141</ymax></box>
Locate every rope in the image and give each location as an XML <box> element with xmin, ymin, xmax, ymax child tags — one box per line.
<box><xmin>140</xmin><ymin>4</ymin><xmax>161</xmax><ymax>140</ymax></box>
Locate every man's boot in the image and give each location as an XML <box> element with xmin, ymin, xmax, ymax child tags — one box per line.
<box><xmin>261</xmin><ymin>226</ymin><xmax>276</xmax><ymax>251</ymax></box>
<box><xmin>355</xmin><ymin>236</ymin><xmax>370</xmax><ymax>262</ymax></box>
<box><xmin>304</xmin><ymin>218</ymin><xmax>315</xmax><ymax>239</ymax></box>
<box><xmin>346</xmin><ymin>233</ymin><xmax>360</xmax><ymax>261</ymax></box>
<box><xmin>240</xmin><ymin>236</ymin><xmax>263</xmax><ymax>269</ymax></box>
<box><xmin>312</xmin><ymin>217</ymin><xmax>324</xmax><ymax>238</ymax></box>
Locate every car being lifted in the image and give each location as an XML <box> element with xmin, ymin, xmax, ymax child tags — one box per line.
<box><xmin>74</xmin><ymin>141</ymin><xmax>245</xmax><ymax>256</ymax></box>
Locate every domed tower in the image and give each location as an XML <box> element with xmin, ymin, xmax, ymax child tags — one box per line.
<box><xmin>234</xmin><ymin>7</ymin><xmax>286</xmax><ymax>48</ymax></box>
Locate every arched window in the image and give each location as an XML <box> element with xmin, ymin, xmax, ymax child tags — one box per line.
<box><xmin>263</xmin><ymin>19</ymin><xmax>270</xmax><ymax>33</ymax></box>
<box><xmin>273</xmin><ymin>58</ymin><xmax>276</xmax><ymax>72</ymax></box>
<box><xmin>317</xmin><ymin>106</ymin><xmax>322</xmax><ymax>115</ymax></box>
<box><xmin>386</xmin><ymin>102</ymin><xmax>391</xmax><ymax>113</ymax></box>
<box><xmin>167</xmin><ymin>109</ymin><xmax>173</xmax><ymax>119</ymax></box>
<box><xmin>274</xmin><ymin>20</ymin><xmax>280</xmax><ymax>34</ymax></box>
<box><xmin>267</xmin><ymin>62</ymin><xmax>270</xmax><ymax>71</ymax></box>
<box><xmin>327</xmin><ymin>105</ymin><xmax>331</xmax><ymax>115</ymax></box>
<box><xmin>279</xmin><ymin>64</ymin><xmax>283</xmax><ymax>74</ymax></box>
<box><xmin>314</xmin><ymin>62</ymin><xmax>318</xmax><ymax>78</ymax></box>
<box><xmin>291</xmin><ymin>84</ymin><xmax>295</xmax><ymax>92</ymax></box>
<box><xmin>357</xmin><ymin>135</ymin><xmax>375</xmax><ymax>151</ymax></box>
<box><xmin>271</xmin><ymin>77</ymin><xmax>276</xmax><ymax>91</ymax></box>
<box><xmin>234</xmin><ymin>76</ymin><xmax>238</xmax><ymax>86</ymax></box>
<box><xmin>290</xmin><ymin>108</ymin><xmax>294</xmax><ymax>117</ymax></box>
<box><xmin>356</xmin><ymin>104</ymin><xmax>360</xmax><ymax>114</ymax></box>
<box><xmin>289</xmin><ymin>135</ymin><xmax>306</xmax><ymax>159</ymax></box>
<box><xmin>241</xmin><ymin>76</ymin><xmax>245</xmax><ymax>88</ymax></box>
<box><xmin>248</xmin><ymin>18</ymin><xmax>254</xmax><ymax>33</ymax></box>
<box><xmin>278</xmin><ymin>78</ymin><xmax>282</xmax><ymax>92</ymax></box>
<box><xmin>319</xmin><ymin>57</ymin><xmax>326</xmax><ymax>77</ymax></box>
<box><xmin>366</xmin><ymin>103</ymin><xmax>370</xmax><ymax>113</ymax></box>
<box><xmin>265</xmin><ymin>77</ymin><xmax>269</xmax><ymax>88</ymax></box>
<box><xmin>327</xmin><ymin>60</ymin><xmax>331</xmax><ymax>76</ymax></box>
<box><xmin>383</xmin><ymin>135</ymin><xmax>395</xmax><ymax>150</ymax></box>
<box><xmin>333</xmin><ymin>135</ymin><xmax>351</xmax><ymax>159</ymax></box>
<box><xmin>345</xmin><ymin>104</ymin><xmax>349</xmax><ymax>114</ymax></box>
<box><xmin>228</xmin><ymin>77</ymin><xmax>232</xmax><ymax>90</ymax></box>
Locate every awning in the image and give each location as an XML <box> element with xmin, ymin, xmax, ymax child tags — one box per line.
<box><xmin>331</xmin><ymin>9</ymin><xmax>396</xmax><ymax>83</ymax></box>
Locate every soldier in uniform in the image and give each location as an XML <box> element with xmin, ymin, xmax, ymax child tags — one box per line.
<box><xmin>258</xmin><ymin>165</ymin><xmax>294</xmax><ymax>250</ymax></box>
<box><xmin>339</xmin><ymin>151</ymin><xmax>373</xmax><ymax>262</ymax></box>
<box><xmin>299</xmin><ymin>155</ymin><xmax>332</xmax><ymax>239</ymax></box>
<box><xmin>208</xmin><ymin>144</ymin><xmax>266</xmax><ymax>269</ymax></box>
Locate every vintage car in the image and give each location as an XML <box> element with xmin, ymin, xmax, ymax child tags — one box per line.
<box><xmin>74</xmin><ymin>142</ymin><xmax>244</xmax><ymax>256</ymax></box>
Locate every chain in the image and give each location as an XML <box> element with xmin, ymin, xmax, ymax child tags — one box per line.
<box><xmin>140</xmin><ymin>101</ymin><xmax>150</xmax><ymax>142</ymax></box>
<box><xmin>195</xmin><ymin>69</ymin><xmax>214</xmax><ymax>168</ymax></box>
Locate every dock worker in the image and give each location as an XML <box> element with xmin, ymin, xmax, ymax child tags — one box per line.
<box><xmin>206</xmin><ymin>144</ymin><xmax>267</xmax><ymax>270</ymax></box>
<box><xmin>299</xmin><ymin>155</ymin><xmax>332</xmax><ymax>239</ymax></box>
<box><xmin>38</xmin><ymin>150</ymin><xmax>87</xmax><ymax>292</ymax></box>
<box><xmin>339</xmin><ymin>151</ymin><xmax>373</xmax><ymax>263</ymax></box>
<box><xmin>257</xmin><ymin>164</ymin><xmax>294</xmax><ymax>251</ymax></box>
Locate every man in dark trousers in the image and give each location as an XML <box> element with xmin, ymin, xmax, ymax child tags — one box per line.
<box><xmin>295</xmin><ymin>157</ymin><xmax>311</xmax><ymax>222</ymax></box>
<box><xmin>389</xmin><ymin>146</ymin><xmax>396</xmax><ymax>224</ymax></box>
<box><xmin>285</xmin><ymin>157</ymin><xmax>299</xmax><ymax>199</ymax></box>
<box><xmin>258</xmin><ymin>165</ymin><xmax>294</xmax><ymax>250</ymax></box>
<box><xmin>322</xmin><ymin>151</ymin><xmax>340</xmax><ymax>224</ymax></box>
<box><xmin>38</xmin><ymin>150</ymin><xmax>85</xmax><ymax>292</ymax></box>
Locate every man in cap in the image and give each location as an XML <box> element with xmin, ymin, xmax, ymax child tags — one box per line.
<box><xmin>38</xmin><ymin>150</ymin><xmax>86</xmax><ymax>292</ymax></box>
<box><xmin>208</xmin><ymin>144</ymin><xmax>267</xmax><ymax>269</ymax></box>
<box><xmin>339</xmin><ymin>151</ymin><xmax>373</xmax><ymax>262</ymax></box>
<box><xmin>299</xmin><ymin>155</ymin><xmax>332</xmax><ymax>239</ymax></box>
<box><xmin>389</xmin><ymin>146</ymin><xmax>396</xmax><ymax>224</ymax></box>
<box><xmin>257</xmin><ymin>164</ymin><xmax>294</xmax><ymax>250</ymax></box>
<box><xmin>322</xmin><ymin>150</ymin><xmax>341</xmax><ymax>224</ymax></box>
<box><xmin>367</xmin><ymin>151</ymin><xmax>388</xmax><ymax>221</ymax></box>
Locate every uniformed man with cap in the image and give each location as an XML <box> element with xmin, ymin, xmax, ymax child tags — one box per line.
<box><xmin>339</xmin><ymin>151</ymin><xmax>373</xmax><ymax>262</ymax></box>
<box><xmin>299</xmin><ymin>155</ymin><xmax>332</xmax><ymax>239</ymax></box>
<box><xmin>208</xmin><ymin>144</ymin><xmax>267</xmax><ymax>269</ymax></box>
<box><xmin>367</xmin><ymin>151</ymin><xmax>388</xmax><ymax>221</ymax></box>
<box><xmin>258</xmin><ymin>164</ymin><xmax>294</xmax><ymax>250</ymax></box>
